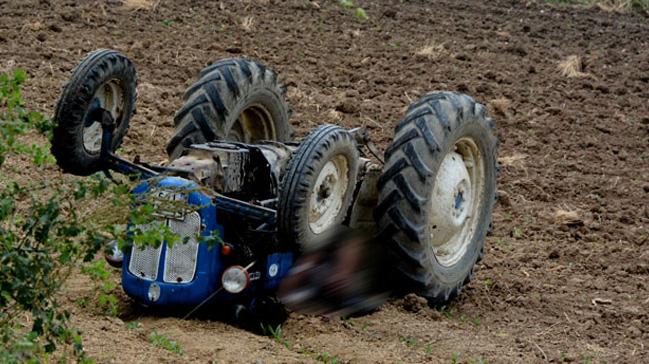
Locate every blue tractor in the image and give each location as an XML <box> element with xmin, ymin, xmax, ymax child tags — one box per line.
<box><xmin>51</xmin><ymin>49</ymin><xmax>498</xmax><ymax>324</ymax></box>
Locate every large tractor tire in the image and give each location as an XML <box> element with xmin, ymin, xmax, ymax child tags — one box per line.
<box><xmin>51</xmin><ymin>49</ymin><xmax>137</xmax><ymax>176</ymax></box>
<box><xmin>375</xmin><ymin>92</ymin><xmax>498</xmax><ymax>304</ymax></box>
<box><xmin>278</xmin><ymin>125</ymin><xmax>360</xmax><ymax>251</ymax></box>
<box><xmin>166</xmin><ymin>59</ymin><xmax>292</xmax><ymax>159</ymax></box>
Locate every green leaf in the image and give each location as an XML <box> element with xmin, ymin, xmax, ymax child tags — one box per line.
<box><xmin>355</xmin><ymin>7</ymin><xmax>368</xmax><ymax>21</ymax></box>
<box><xmin>337</xmin><ymin>0</ymin><xmax>354</xmax><ymax>8</ymax></box>
<box><xmin>13</xmin><ymin>69</ymin><xmax>27</xmax><ymax>84</ymax></box>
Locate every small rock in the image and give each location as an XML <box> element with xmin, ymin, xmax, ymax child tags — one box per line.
<box><xmin>455</xmin><ymin>53</ymin><xmax>470</xmax><ymax>61</ymax></box>
<box><xmin>401</xmin><ymin>293</ymin><xmax>428</xmax><ymax>313</ymax></box>
<box><xmin>36</xmin><ymin>33</ymin><xmax>47</xmax><ymax>42</ymax></box>
<box><xmin>382</xmin><ymin>9</ymin><xmax>397</xmax><ymax>19</ymax></box>
<box><xmin>48</xmin><ymin>24</ymin><xmax>62</xmax><ymax>32</ymax></box>
<box><xmin>619</xmin><ymin>215</ymin><xmax>634</xmax><ymax>224</ymax></box>
<box><xmin>506</xmin><ymin>45</ymin><xmax>528</xmax><ymax>57</ymax></box>
<box><xmin>627</xmin><ymin>325</ymin><xmax>642</xmax><ymax>338</ymax></box>
<box><xmin>335</xmin><ymin>99</ymin><xmax>359</xmax><ymax>114</ymax></box>
<box><xmin>497</xmin><ymin>190</ymin><xmax>511</xmax><ymax>207</ymax></box>
<box><xmin>595</xmin><ymin>125</ymin><xmax>612</xmax><ymax>134</ymax></box>
<box><xmin>595</xmin><ymin>84</ymin><xmax>610</xmax><ymax>94</ymax></box>
<box><xmin>642</xmin><ymin>184</ymin><xmax>649</xmax><ymax>193</ymax></box>
<box><xmin>61</xmin><ymin>10</ymin><xmax>80</xmax><ymax>22</ymax></box>
<box><xmin>548</xmin><ymin>250</ymin><xmax>560</xmax><ymax>259</ymax></box>
<box><xmin>562</xmin><ymin>353</ymin><xmax>576</xmax><ymax>362</ymax></box>
<box><xmin>344</xmin><ymin>89</ymin><xmax>360</xmax><ymax>98</ymax></box>
<box><xmin>484</xmin><ymin>71</ymin><xmax>497</xmax><ymax>80</ymax></box>
<box><xmin>225</xmin><ymin>46</ymin><xmax>242</xmax><ymax>54</ymax></box>
<box><xmin>429</xmin><ymin>309</ymin><xmax>442</xmax><ymax>320</ymax></box>
<box><xmin>457</xmin><ymin>82</ymin><xmax>470</xmax><ymax>93</ymax></box>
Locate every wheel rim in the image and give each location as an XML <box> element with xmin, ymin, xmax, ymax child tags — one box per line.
<box><xmin>83</xmin><ymin>79</ymin><xmax>125</xmax><ymax>153</ymax></box>
<box><xmin>227</xmin><ymin>104</ymin><xmax>276</xmax><ymax>142</ymax></box>
<box><xmin>429</xmin><ymin>138</ymin><xmax>485</xmax><ymax>267</ymax></box>
<box><xmin>308</xmin><ymin>154</ymin><xmax>350</xmax><ymax>235</ymax></box>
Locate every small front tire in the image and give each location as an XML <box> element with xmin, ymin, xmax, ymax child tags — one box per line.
<box><xmin>51</xmin><ymin>49</ymin><xmax>137</xmax><ymax>176</ymax></box>
<box><xmin>278</xmin><ymin>125</ymin><xmax>360</xmax><ymax>251</ymax></box>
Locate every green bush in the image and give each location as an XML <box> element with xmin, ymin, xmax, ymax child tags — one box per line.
<box><xmin>1</xmin><ymin>69</ymin><xmax>216</xmax><ymax>362</ymax></box>
<box><xmin>1</xmin><ymin>69</ymin><xmax>104</xmax><ymax>363</ymax></box>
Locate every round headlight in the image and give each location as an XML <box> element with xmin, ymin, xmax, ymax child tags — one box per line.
<box><xmin>148</xmin><ymin>282</ymin><xmax>161</xmax><ymax>302</ymax></box>
<box><xmin>221</xmin><ymin>266</ymin><xmax>249</xmax><ymax>294</ymax></box>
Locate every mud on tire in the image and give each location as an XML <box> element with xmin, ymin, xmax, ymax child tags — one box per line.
<box><xmin>167</xmin><ymin>59</ymin><xmax>292</xmax><ymax>159</ymax></box>
<box><xmin>278</xmin><ymin>125</ymin><xmax>360</xmax><ymax>251</ymax></box>
<box><xmin>375</xmin><ymin>92</ymin><xmax>498</xmax><ymax>304</ymax></box>
<box><xmin>51</xmin><ymin>49</ymin><xmax>137</xmax><ymax>176</ymax></box>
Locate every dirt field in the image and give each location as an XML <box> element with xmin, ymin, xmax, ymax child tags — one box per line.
<box><xmin>1</xmin><ymin>0</ymin><xmax>648</xmax><ymax>362</ymax></box>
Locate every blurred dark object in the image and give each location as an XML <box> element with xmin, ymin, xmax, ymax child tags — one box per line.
<box><xmin>278</xmin><ymin>227</ymin><xmax>390</xmax><ymax>317</ymax></box>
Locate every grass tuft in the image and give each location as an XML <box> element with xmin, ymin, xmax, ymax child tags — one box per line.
<box><xmin>121</xmin><ymin>0</ymin><xmax>158</xmax><ymax>11</ymax></box>
<box><xmin>558</xmin><ymin>55</ymin><xmax>590</xmax><ymax>78</ymax></box>
<box><xmin>148</xmin><ymin>330</ymin><xmax>183</xmax><ymax>355</ymax></box>
<box><xmin>415</xmin><ymin>42</ymin><xmax>446</xmax><ymax>60</ymax></box>
<box><xmin>552</xmin><ymin>209</ymin><xmax>583</xmax><ymax>226</ymax></box>
<box><xmin>543</xmin><ymin>0</ymin><xmax>649</xmax><ymax>12</ymax></box>
<box><xmin>241</xmin><ymin>16</ymin><xmax>255</xmax><ymax>32</ymax></box>
<box><xmin>488</xmin><ymin>98</ymin><xmax>512</xmax><ymax>117</ymax></box>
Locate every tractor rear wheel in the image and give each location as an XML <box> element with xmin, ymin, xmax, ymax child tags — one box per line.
<box><xmin>166</xmin><ymin>59</ymin><xmax>292</xmax><ymax>159</ymax></box>
<box><xmin>278</xmin><ymin>125</ymin><xmax>360</xmax><ymax>251</ymax></box>
<box><xmin>375</xmin><ymin>92</ymin><xmax>497</xmax><ymax>304</ymax></box>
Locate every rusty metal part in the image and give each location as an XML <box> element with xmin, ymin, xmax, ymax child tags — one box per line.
<box><xmin>348</xmin><ymin>160</ymin><xmax>381</xmax><ymax>233</ymax></box>
<box><xmin>349</xmin><ymin>127</ymin><xmax>384</xmax><ymax>164</ymax></box>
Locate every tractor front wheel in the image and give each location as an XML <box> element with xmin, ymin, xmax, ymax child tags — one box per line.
<box><xmin>278</xmin><ymin>125</ymin><xmax>360</xmax><ymax>252</ymax></box>
<box><xmin>51</xmin><ymin>49</ymin><xmax>137</xmax><ymax>176</ymax></box>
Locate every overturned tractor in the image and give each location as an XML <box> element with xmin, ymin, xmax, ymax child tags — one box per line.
<box><xmin>51</xmin><ymin>49</ymin><xmax>497</xmax><ymax>324</ymax></box>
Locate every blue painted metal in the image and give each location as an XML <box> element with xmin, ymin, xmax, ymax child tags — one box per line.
<box><xmin>264</xmin><ymin>253</ymin><xmax>294</xmax><ymax>290</ymax></box>
<box><xmin>122</xmin><ymin>177</ymin><xmax>223</xmax><ymax>307</ymax></box>
<box><xmin>122</xmin><ymin>176</ymin><xmax>295</xmax><ymax>308</ymax></box>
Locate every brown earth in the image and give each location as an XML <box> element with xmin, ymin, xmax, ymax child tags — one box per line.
<box><xmin>1</xmin><ymin>0</ymin><xmax>649</xmax><ymax>363</ymax></box>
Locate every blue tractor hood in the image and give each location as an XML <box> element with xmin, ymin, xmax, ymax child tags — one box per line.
<box><xmin>121</xmin><ymin>176</ymin><xmax>223</xmax><ymax>307</ymax></box>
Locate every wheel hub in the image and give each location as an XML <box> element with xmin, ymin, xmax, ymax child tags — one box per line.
<box><xmin>229</xmin><ymin>104</ymin><xmax>276</xmax><ymax>143</ymax></box>
<box><xmin>83</xmin><ymin>79</ymin><xmax>125</xmax><ymax>153</ymax></box>
<box><xmin>429</xmin><ymin>138</ymin><xmax>483</xmax><ymax>267</ymax></box>
<box><xmin>308</xmin><ymin>155</ymin><xmax>349</xmax><ymax>235</ymax></box>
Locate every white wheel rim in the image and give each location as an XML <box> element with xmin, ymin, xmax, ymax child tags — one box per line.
<box><xmin>83</xmin><ymin>79</ymin><xmax>125</xmax><ymax>153</ymax></box>
<box><xmin>308</xmin><ymin>154</ymin><xmax>350</xmax><ymax>235</ymax></box>
<box><xmin>228</xmin><ymin>104</ymin><xmax>276</xmax><ymax>143</ymax></box>
<box><xmin>429</xmin><ymin>138</ymin><xmax>485</xmax><ymax>267</ymax></box>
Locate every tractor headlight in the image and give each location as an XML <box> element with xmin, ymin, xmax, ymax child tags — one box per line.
<box><xmin>221</xmin><ymin>266</ymin><xmax>249</xmax><ymax>294</ymax></box>
<box><xmin>148</xmin><ymin>282</ymin><xmax>161</xmax><ymax>302</ymax></box>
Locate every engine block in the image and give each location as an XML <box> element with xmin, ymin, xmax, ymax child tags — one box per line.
<box><xmin>168</xmin><ymin>142</ymin><xmax>296</xmax><ymax>200</ymax></box>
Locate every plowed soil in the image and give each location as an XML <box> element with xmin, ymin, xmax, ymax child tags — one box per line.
<box><xmin>1</xmin><ymin>0</ymin><xmax>648</xmax><ymax>363</ymax></box>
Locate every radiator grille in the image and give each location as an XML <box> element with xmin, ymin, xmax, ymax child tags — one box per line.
<box><xmin>163</xmin><ymin>211</ymin><xmax>202</xmax><ymax>283</ymax></box>
<box><xmin>128</xmin><ymin>221</ymin><xmax>164</xmax><ymax>281</ymax></box>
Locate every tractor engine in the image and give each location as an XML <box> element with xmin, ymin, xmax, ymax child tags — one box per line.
<box><xmin>167</xmin><ymin>141</ymin><xmax>296</xmax><ymax>203</ymax></box>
